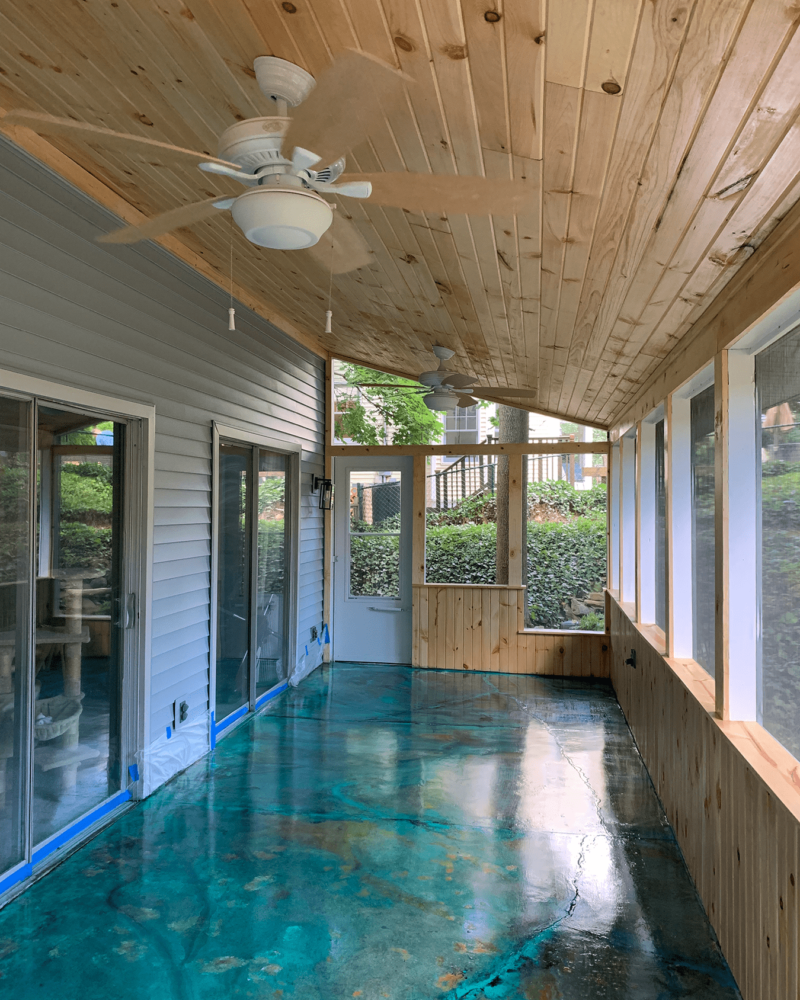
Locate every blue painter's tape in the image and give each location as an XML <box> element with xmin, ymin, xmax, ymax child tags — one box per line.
<box><xmin>210</xmin><ymin>710</ymin><xmax>216</xmax><ymax>750</ymax></box>
<box><xmin>323</xmin><ymin>623</ymin><xmax>330</xmax><ymax>644</ymax></box>
<box><xmin>255</xmin><ymin>680</ymin><xmax>288</xmax><ymax>709</ymax></box>
<box><xmin>0</xmin><ymin>863</ymin><xmax>32</xmax><ymax>896</ymax></box>
<box><xmin>166</xmin><ymin>725</ymin><xmax>172</xmax><ymax>739</ymax></box>
<box><xmin>31</xmin><ymin>790</ymin><xmax>132</xmax><ymax>866</ymax></box>
<box><xmin>305</xmin><ymin>644</ymin><xmax>309</xmax><ymax>656</ymax></box>
<box><xmin>128</xmin><ymin>764</ymin><xmax>139</xmax><ymax>784</ymax></box>
<box><xmin>213</xmin><ymin>703</ymin><xmax>248</xmax><ymax>737</ymax></box>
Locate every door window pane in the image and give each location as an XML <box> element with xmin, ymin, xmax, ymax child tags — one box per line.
<box><xmin>0</xmin><ymin>397</ymin><xmax>32</xmax><ymax>874</ymax></box>
<box><xmin>349</xmin><ymin>471</ymin><xmax>401</xmax><ymax>597</ymax></box>
<box><xmin>33</xmin><ymin>408</ymin><xmax>124</xmax><ymax>846</ymax></box>
<box><xmin>256</xmin><ymin>451</ymin><xmax>287</xmax><ymax>694</ymax></box>
<box><xmin>691</xmin><ymin>387</ymin><xmax>715</xmax><ymax>675</ymax></box>
<box><xmin>216</xmin><ymin>444</ymin><xmax>251</xmax><ymax>722</ymax></box>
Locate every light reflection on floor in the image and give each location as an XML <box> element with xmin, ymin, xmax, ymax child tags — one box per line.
<box><xmin>0</xmin><ymin>664</ymin><xmax>741</xmax><ymax>999</ymax></box>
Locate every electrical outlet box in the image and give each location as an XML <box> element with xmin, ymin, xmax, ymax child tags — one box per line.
<box><xmin>172</xmin><ymin>699</ymin><xmax>190</xmax><ymax>729</ymax></box>
<box><xmin>310</xmin><ymin>625</ymin><xmax>318</xmax><ymax>641</ymax></box>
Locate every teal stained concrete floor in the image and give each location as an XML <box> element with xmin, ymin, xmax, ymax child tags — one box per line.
<box><xmin>0</xmin><ymin>664</ymin><xmax>741</xmax><ymax>999</ymax></box>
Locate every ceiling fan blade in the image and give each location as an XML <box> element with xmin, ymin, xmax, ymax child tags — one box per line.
<box><xmin>97</xmin><ymin>196</ymin><xmax>226</xmax><ymax>244</ymax></box>
<box><xmin>471</xmin><ymin>388</ymin><xmax>539</xmax><ymax>397</ymax></box>
<box><xmin>340</xmin><ymin>172</ymin><xmax>536</xmax><ymax>216</ymax></box>
<box><xmin>2</xmin><ymin>110</ymin><xmax>240</xmax><ymax>169</ymax></box>
<box><xmin>283</xmin><ymin>50</ymin><xmax>413</xmax><ymax>168</ymax></box>
<box><xmin>441</xmin><ymin>373</ymin><xmax>477</xmax><ymax>388</ymax></box>
<box><xmin>304</xmin><ymin>212</ymin><xmax>373</xmax><ymax>274</ymax></box>
<box><xmin>456</xmin><ymin>395</ymin><xmax>479</xmax><ymax>408</ymax></box>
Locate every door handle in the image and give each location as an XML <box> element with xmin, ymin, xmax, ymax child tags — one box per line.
<box><xmin>368</xmin><ymin>606</ymin><xmax>407</xmax><ymax>613</ymax></box>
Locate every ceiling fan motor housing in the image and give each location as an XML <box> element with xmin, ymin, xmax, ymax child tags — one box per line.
<box><xmin>231</xmin><ymin>186</ymin><xmax>333</xmax><ymax>250</ymax></box>
<box><xmin>218</xmin><ymin>118</ymin><xmax>292</xmax><ymax>172</ymax></box>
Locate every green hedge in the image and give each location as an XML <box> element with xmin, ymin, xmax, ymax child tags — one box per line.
<box><xmin>526</xmin><ymin>515</ymin><xmax>606</xmax><ymax>628</ymax></box>
<box><xmin>421</xmin><ymin>516</ymin><xmax>607</xmax><ymax>629</ymax></box>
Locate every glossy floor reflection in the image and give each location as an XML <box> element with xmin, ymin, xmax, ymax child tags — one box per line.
<box><xmin>0</xmin><ymin>665</ymin><xmax>741</xmax><ymax>999</ymax></box>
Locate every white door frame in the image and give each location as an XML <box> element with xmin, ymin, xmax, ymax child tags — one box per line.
<box><xmin>210</xmin><ymin>423</ymin><xmax>302</xmax><ymax>737</ymax></box>
<box><xmin>332</xmin><ymin>456</ymin><xmax>413</xmax><ymax>664</ymax></box>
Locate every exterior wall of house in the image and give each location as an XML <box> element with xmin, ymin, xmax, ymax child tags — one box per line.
<box><xmin>0</xmin><ymin>137</ymin><xmax>325</xmax><ymax>785</ymax></box>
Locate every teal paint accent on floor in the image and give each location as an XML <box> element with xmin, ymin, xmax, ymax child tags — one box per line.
<box><xmin>0</xmin><ymin>664</ymin><xmax>741</xmax><ymax>999</ymax></box>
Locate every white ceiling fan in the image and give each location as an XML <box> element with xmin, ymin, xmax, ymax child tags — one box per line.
<box><xmin>4</xmin><ymin>51</ymin><xmax>534</xmax><ymax>274</ymax></box>
<box><xmin>349</xmin><ymin>346</ymin><xmax>538</xmax><ymax>411</ymax></box>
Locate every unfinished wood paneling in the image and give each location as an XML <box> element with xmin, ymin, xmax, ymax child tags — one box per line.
<box><xmin>412</xmin><ymin>584</ymin><xmax>609</xmax><ymax>676</ymax></box>
<box><xmin>2</xmin><ymin>1</ymin><xmax>800</xmax><ymax>425</ymax></box>
<box><xmin>609</xmin><ymin>594</ymin><xmax>800</xmax><ymax>1000</ymax></box>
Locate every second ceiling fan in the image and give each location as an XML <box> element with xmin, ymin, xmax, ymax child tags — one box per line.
<box><xmin>348</xmin><ymin>346</ymin><xmax>537</xmax><ymax>411</ymax></box>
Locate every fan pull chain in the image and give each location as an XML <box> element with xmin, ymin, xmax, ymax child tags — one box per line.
<box><xmin>228</xmin><ymin>214</ymin><xmax>236</xmax><ymax>331</ymax></box>
<box><xmin>325</xmin><ymin>207</ymin><xmax>335</xmax><ymax>335</ymax></box>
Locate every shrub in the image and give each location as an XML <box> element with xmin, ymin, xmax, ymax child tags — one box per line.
<box><xmin>527</xmin><ymin>515</ymin><xmax>607</xmax><ymax>628</ymax></box>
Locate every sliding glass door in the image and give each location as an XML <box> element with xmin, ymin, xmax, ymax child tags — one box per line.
<box><xmin>215</xmin><ymin>442</ymin><xmax>291</xmax><ymax>728</ymax></box>
<box><xmin>1</xmin><ymin>394</ymin><xmax>130</xmax><ymax>888</ymax></box>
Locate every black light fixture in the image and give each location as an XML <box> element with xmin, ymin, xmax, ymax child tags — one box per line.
<box><xmin>313</xmin><ymin>476</ymin><xmax>334</xmax><ymax>510</ymax></box>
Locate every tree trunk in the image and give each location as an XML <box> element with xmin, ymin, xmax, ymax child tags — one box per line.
<box><xmin>496</xmin><ymin>405</ymin><xmax>528</xmax><ymax>585</ymax></box>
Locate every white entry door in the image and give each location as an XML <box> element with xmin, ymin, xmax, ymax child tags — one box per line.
<box><xmin>333</xmin><ymin>457</ymin><xmax>413</xmax><ymax>663</ymax></box>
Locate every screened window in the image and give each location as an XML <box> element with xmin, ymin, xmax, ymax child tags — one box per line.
<box><xmin>691</xmin><ymin>387</ymin><xmax>715</xmax><ymax>675</ymax></box>
<box><xmin>756</xmin><ymin>328</ymin><xmax>800</xmax><ymax>760</ymax></box>
<box><xmin>654</xmin><ymin>420</ymin><xmax>667</xmax><ymax>632</ymax></box>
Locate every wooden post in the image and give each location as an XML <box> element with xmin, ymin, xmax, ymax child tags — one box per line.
<box><xmin>508</xmin><ymin>454</ymin><xmax>523</xmax><ymax>586</ymax></box>
<box><xmin>412</xmin><ymin>454</ymin><xmax>426</xmax><ymax>586</ymax></box>
<box><xmin>322</xmin><ymin>356</ymin><xmax>333</xmax><ymax>662</ymax></box>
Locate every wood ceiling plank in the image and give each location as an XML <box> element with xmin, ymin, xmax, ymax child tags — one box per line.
<box><xmin>502</xmin><ymin>0</ymin><xmax>545</xmax><ymax>161</ymax></box>
<box><xmin>584</xmin><ymin>0</ymin><xmax>643</xmax><ymax>95</ymax></box>
<box><xmin>238</xmin><ymin>0</ymin><xmax>306</xmax><ymax>68</ymax></box>
<box><xmin>416</xmin><ymin>0</ymin><xmax>483</xmax><ymax>176</ymax></box>
<box><xmin>576</xmin><ymin>0</ymin><xmax>755</xmax><ymax>384</ymax></box>
<box><xmin>539</xmin><ymin>81</ymin><xmax>581</xmax><ymax>409</ymax></box>
<box><xmin>459</xmin><ymin>0</ymin><xmax>511</xmax><ymax>158</ymax></box>
<box><xmin>634</xmin><ymin>157</ymin><xmax>800</xmax><ymax>376</ymax></box>
<box><xmin>405</xmin><ymin>218</ymin><xmax>494</xmax><ymax>379</ymax></box>
<box><xmin>133</xmin><ymin>0</ymin><xmax>269</xmax><ymax>127</ymax></box>
<box><xmin>377</xmin><ymin>0</ymin><xmax>459</xmax><ymax>176</ymax></box>
<box><xmin>545</xmin><ymin>0</ymin><xmax>593</xmax><ymax>89</ymax></box>
<box><xmin>9</xmin><ymin>1</ymin><xmax>231</xmax><ymax>160</ymax></box>
<box><xmin>561</xmin><ymin>0</ymin><xmax>693</xmax><ymax>391</ymax></box>
<box><xmin>446</xmin><ymin>213</ymin><xmax>510</xmax><ymax>385</ymax></box>
<box><xmin>587</xmin><ymin>0</ymin><xmax>798</xmax><ymax>398</ymax></box>
<box><xmin>512</xmin><ymin>154</ymin><xmax>543</xmax><ymax>395</ymax></box>
<box><xmin>555</xmin><ymin>89</ymin><xmax>620</xmax><ymax>414</ymax></box>
<box><xmin>609</xmin><ymin>22</ymin><xmax>800</xmax><ymax>371</ymax></box>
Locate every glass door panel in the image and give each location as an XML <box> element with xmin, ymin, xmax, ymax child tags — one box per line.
<box><xmin>348</xmin><ymin>470</ymin><xmax>402</xmax><ymax>598</ymax></box>
<box><xmin>32</xmin><ymin>407</ymin><xmax>125</xmax><ymax>846</ymax></box>
<box><xmin>0</xmin><ymin>397</ymin><xmax>32</xmax><ymax>874</ymax></box>
<box><xmin>256</xmin><ymin>450</ymin><xmax>288</xmax><ymax>695</ymax></box>
<box><xmin>216</xmin><ymin>443</ymin><xmax>252</xmax><ymax>722</ymax></box>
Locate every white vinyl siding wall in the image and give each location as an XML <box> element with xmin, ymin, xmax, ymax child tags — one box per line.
<box><xmin>0</xmin><ymin>136</ymin><xmax>324</xmax><ymax>756</ymax></box>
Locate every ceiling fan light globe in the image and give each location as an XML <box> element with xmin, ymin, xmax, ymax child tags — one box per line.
<box><xmin>423</xmin><ymin>391</ymin><xmax>456</xmax><ymax>413</ymax></box>
<box><xmin>231</xmin><ymin>187</ymin><xmax>333</xmax><ymax>250</ymax></box>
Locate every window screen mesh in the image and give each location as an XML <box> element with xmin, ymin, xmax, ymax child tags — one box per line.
<box><xmin>655</xmin><ymin>420</ymin><xmax>667</xmax><ymax>632</ymax></box>
<box><xmin>756</xmin><ymin>327</ymin><xmax>800</xmax><ymax>760</ymax></box>
<box><xmin>691</xmin><ymin>386</ymin><xmax>715</xmax><ymax>676</ymax></box>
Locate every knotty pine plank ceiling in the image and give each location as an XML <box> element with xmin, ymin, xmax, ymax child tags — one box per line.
<box><xmin>1</xmin><ymin>0</ymin><xmax>800</xmax><ymax>427</ymax></box>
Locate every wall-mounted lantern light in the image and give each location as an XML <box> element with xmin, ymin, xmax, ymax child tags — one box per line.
<box><xmin>313</xmin><ymin>476</ymin><xmax>334</xmax><ymax>510</ymax></box>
